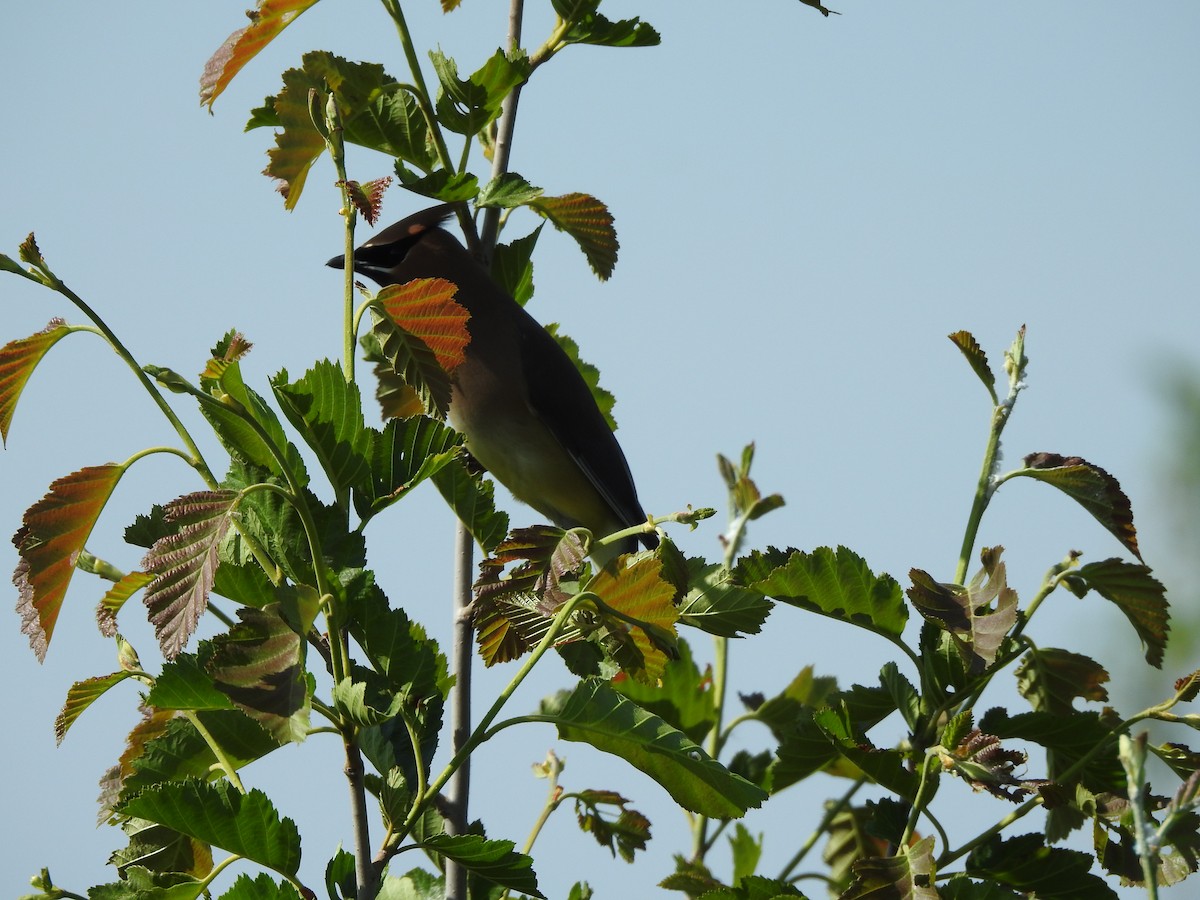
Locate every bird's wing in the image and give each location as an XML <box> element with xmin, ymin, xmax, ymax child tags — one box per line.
<box><xmin>516</xmin><ymin>316</ymin><xmax>657</xmax><ymax>549</ymax></box>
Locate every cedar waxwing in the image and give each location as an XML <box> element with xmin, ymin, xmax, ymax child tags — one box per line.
<box><xmin>327</xmin><ymin>204</ymin><xmax>658</xmax><ymax>561</ymax></box>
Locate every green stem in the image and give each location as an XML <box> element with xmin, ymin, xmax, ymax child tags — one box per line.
<box><xmin>900</xmin><ymin>752</ymin><xmax>939</xmax><ymax>848</ymax></box>
<box><xmin>954</xmin><ymin>407</ymin><xmax>1005</xmax><ymax>584</ymax></box>
<box><xmin>324</xmin><ymin>91</ymin><xmax>357</xmax><ymax>388</ymax></box>
<box><xmin>37</xmin><ymin>272</ymin><xmax>217</xmax><ymax>487</ymax></box>
<box><xmin>778</xmin><ymin>777</ymin><xmax>866</xmax><ymax>880</ymax></box>
<box><xmin>183</xmin><ymin>710</ymin><xmax>246</xmax><ymax>793</ymax></box>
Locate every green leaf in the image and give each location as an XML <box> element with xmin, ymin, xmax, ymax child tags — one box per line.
<box><xmin>55</xmin><ymin>671</ymin><xmax>135</xmax><ymax>745</ymax></box>
<box><xmin>418</xmin><ymin>834</ymin><xmax>543</xmax><ymax>898</ymax></box>
<box><xmin>89</xmin><ymin>866</ymin><xmax>208</xmax><ymax>900</ymax></box>
<box><xmin>529</xmin><ymin>193</ymin><xmax>619</xmax><ymax>280</ymax></box>
<box><xmin>551</xmin><ymin>0</ymin><xmax>661</xmax><ymax>48</ymax></box>
<box><xmin>201</xmin><ymin>603</ymin><xmax>311</xmax><ymax>744</ymax></box>
<box><xmin>121</xmin><ymin>779</ymin><xmax>301</xmax><ymax>876</ymax></box>
<box><xmin>341</xmin><ymin>82</ymin><xmax>436</xmax><ymax>170</ymax></box>
<box><xmin>543</xmin><ymin>680</ymin><xmax>767</xmax><ymax>818</ymax></box>
<box><xmin>679</xmin><ymin>559</ymin><xmax>773</xmax><ymax>638</ymax></box>
<box><xmin>432</xmin><ymin>455</ymin><xmax>510</xmax><ymax>553</ymax></box>
<box><xmin>394</xmin><ymin>164</ymin><xmax>479</xmax><ymax>203</ymax></box>
<box><xmin>477</xmin><ymin>172</ymin><xmax>544</xmax><ymax>209</ymax></box>
<box><xmin>948</xmin><ymin>330</ymin><xmax>997</xmax><ymax>403</ymax></box>
<box><xmin>491</xmin><ymin>225</ymin><xmax>543</xmax><ymax>307</ymax></box>
<box><xmin>199</xmin><ymin>0</ymin><xmax>320</xmax><ymax>110</ymax></box>
<box><xmin>110</xmin><ymin>819</ymin><xmax>212</xmax><ymax>882</ymax></box>
<box><xmin>729</xmin><ymin>823</ymin><xmax>763</xmax><ymax>884</ymax></box>
<box><xmin>939</xmin><ymin>876</ymin><xmax>1023</xmax><ymax>899</ymax></box>
<box><xmin>1064</xmin><ymin>557</ymin><xmax>1169</xmax><ymax>668</ymax></box>
<box><xmin>271</xmin><ymin>361</ymin><xmax>372</xmax><ymax>497</ymax></box>
<box><xmin>357</xmin><ymin>415</ymin><xmax>461</xmax><ymax>521</ymax></box>
<box><xmin>541</xmin><ymin>323</ymin><xmax>617</xmax><ymax>431</ymax></box>
<box><xmin>13</xmin><ymin>463</ymin><xmax>125</xmax><ymax>661</ymax></box>
<box><xmin>118</xmin><ymin>710</ymin><xmax>281</xmax><ymax>802</ymax></box>
<box><xmin>814</xmin><ymin>706</ymin><xmax>920</xmax><ymax>800</ymax></box>
<box><xmin>880</xmin><ymin>661</ymin><xmax>921</xmax><ymax>731</ymax></box>
<box><xmin>907</xmin><ymin>546</ymin><xmax>1018</xmax><ymax>674</ymax></box>
<box><xmin>218</xmin><ymin>873</ymin><xmax>301</xmax><ymax>900</ymax></box>
<box><xmin>1010</xmin><ymin>453</ymin><xmax>1141</xmax><ymax>560</ymax></box>
<box><xmin>979</xmin><ymin>708</ymin><xmax>1124</xmax><ymax>795</ymax></box>
<box><xmin>0</xmin><ymin>318</ymin><xmax>71</xmax><ymax>446</ymax></box>
<box><xmin>612</xmin><ymin>637</ymin><xmax>716</xmax><ymax>744</ymax></box>
<box><xmin>429</xmin><ymin>48</ymin><xmax>530</xmax><ymax>136</ymax></box>
<box><xmin>966</xmin><ymin>833</ymin><xmax>1117</xmax><ymax>899</ymax></box>
<box><xmin>1015</xmin><ymin>648</ymin><xmax>1110</xmax><ymax>715</ymax></box>
<box><xmin>842</xmin><ymin>836</ymin><xmax>938</xmax><ymax>900</ymax></box>
<box><xmin>142</xmin><ymin>491</ymin><xmax>240</xmax><ymax>659</ymax></box>
<box><xmin>198</xmin><ymin>334</ymin><xmax>309</xmax><ymax>486</ymax></box>
<box><xmin>97</xmin><ymin>570</ymin><xmax>156</xmax><ymax>637</ymax></box>
<box><xmin>740</xmin><ymin>545</ymin><xmax>907</xmax><ymax>640</ymax></box>
<box><xmin>147</xmin><ymin>653</ymin><xmax>238</xmax><ymax>712</ymax></box>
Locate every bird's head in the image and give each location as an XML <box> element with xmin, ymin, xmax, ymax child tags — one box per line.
<box><xmin>326</xmin><ymin>204</ymin><xmax>456</xmax><ymax>286</ymax></box>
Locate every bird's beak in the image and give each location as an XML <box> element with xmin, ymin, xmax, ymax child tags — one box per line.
<box><xmin>326</xmin><ymin>254</ymin><xmax>347</xmax><ymax>270</ymax></box>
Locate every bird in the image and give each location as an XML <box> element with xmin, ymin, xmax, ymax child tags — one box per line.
<box><xmin>327</xmin><ymin>204</ymin><xmax>658</xmax><ymax>564</ymax></box>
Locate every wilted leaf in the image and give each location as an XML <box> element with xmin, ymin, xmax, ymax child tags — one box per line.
<box><xmin>342</xmin><ymin>176</ymin><xmax>392</xmax><ymax>225</ymax></box>
<box><xmin>14</xmin><ymin>463</ymin><xmax>125</xmax><ymax>660</ymax></box>
<box><xmin>908</xmin><ymin>547</ymin><xmax>1018</xmax><ymax>673</ymax></box>
<box><xmin>1014</xmin><ymin>453</ymin><xmax>1140</xmax><ymax>560</ymax></box>
<box><xmin>939</xmin><ymin>729</ymin><xmax>1052</xmax><ymax>804</ymax></box>
<box><xmin>142</xmin><ymin>491</ymin><xmax>239</xmax><ymax>659</ymax></box>
<box><xmin>199</xmin><ymin>0</ymin><xmax>320</xmax><ymax>109</ymax></box>
<box><xmin>0</xmin><ymin>318</ymin><xmax>71</xmax><ymax>446</ymax></box>
<box><xmin>573</xmin><ymin>790</ymin><xmax>651</xmax><ymax>863</ymax></box>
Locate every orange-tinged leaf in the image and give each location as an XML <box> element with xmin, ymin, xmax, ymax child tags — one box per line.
<box><xmin>199</xmin><ymin>0</ymin><xmax>320</xmax><ymax>110</ymax></box>
<box><xmin>0</xmin><ymin>318</ymin><xmax>72</xmax><ymax>446</ymax></box>
<box><xmin>590</xmin><ymin>556</ymin><xmax>679</xmax><ymax>683</ymax></box>
<box><xmin>13</xmin><ymin>464</ymin><xmax>125</xmax><ymax>661</ymax></box>
<box><xmin>530</xmin><ymin>193</ymin><xmax>619</xmax><ymax>280</ymax></box>
<box><xmin>376</xmin><ymin>278</ymin><xmax>471</xmax><ymax>374</ymax></box>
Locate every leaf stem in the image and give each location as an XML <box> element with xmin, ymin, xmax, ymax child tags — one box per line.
<box><xmin>778</xmin><ymin>777</ymin><xmax>866</xmax><ymax>880</ymax></box>
<box><xmin>182</xmin><ymin>710</ymin><xmax>246</xmax><ymax>793</ymax></box>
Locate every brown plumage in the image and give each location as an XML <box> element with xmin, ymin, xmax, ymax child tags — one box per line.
<box><xmin>327</xmin><ymin>204</ymin><xmax>657</xmax><ymax>561</ymax></box>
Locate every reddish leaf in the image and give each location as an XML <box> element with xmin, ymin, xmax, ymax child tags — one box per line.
<box><xmin>13</xmin><ymin>464</ymin><xmax>125</xmax><ymax>661</ymax></box>
<box><xmin>142</xmin><ymin>491</ymin><xmax>239</xmax><ymax>659</ymax></box>
<box><xmin>343</xmin><ymin>176</ymin><xmax>392</xmax><ymax>226</ymax></box>
<box><xmin>0</xmin><ymin>318</ymin><xmax>71</xmax><ymax>446</ymax></box>
<box><xmin>199</xmin><ymin>0</ymin><xmax>320</xmax><ymax>110</ymax></box>
<box><xmin>376</xmin><ymin>278</ymin><xmax>470</xmax><ymax>375</ymax></box>
<box><xmin>1017</xmin><ymin>452</ymin><xmax>1140</xmax><ymax>560</ymax></box>
<box><xmin>530</xmin><ymin>193</ymin><xmax>619</xmax><ymax>280</ymax></box>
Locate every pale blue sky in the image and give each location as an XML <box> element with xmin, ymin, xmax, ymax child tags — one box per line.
<box><xmin>2</xmin><ymin>2</ymin><xmax>1198</xmax><ymax>897</ymax></box>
